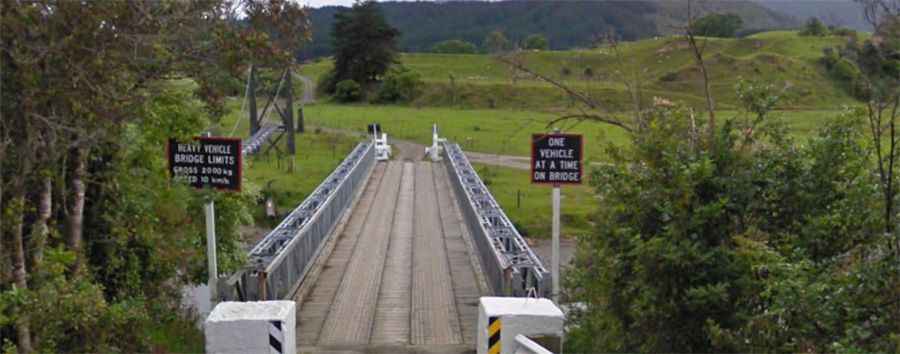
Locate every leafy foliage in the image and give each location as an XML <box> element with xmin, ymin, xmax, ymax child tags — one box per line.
<box><xmin>565</xmin><ymin>81</ymin><xmax>898</xmax><ymax>353</ymax></box>
<box><xmin>692</xmin><ymin>13</ymin><xmax>743</xmax><ymax>38</ymax></box>
<box><xmin>524</xmin><ymin>34</ymin><xmax>549</xmax><ymax>50</ymax></box>
<box><xmin>801</xmin><ymin>17</ymin><xmax>830</xmax><ymax>36</ymax></box>
<box><xmin>483</xmin><ymin>30</ymin><xmax>511</xmax><ymax>53</ymax></box>
<box><xmin>334</xmin><ymin>79</ymin><xmax>362</xmax><ymax>102</ymax></box>
<box><xmin>325</xmin><ymin>0</ymin><xmax>400</xmax><ymax>94</ymax></box>
<box><xmin>375</xmin><ymin>66</ymin><xmax>423</xmax><ymax>103</ymax></box>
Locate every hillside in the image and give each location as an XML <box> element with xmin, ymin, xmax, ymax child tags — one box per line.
<box><xmin>301</xmin><ymin>0</ymin><xmax>798</xmax><ymax>58</ymax></box>
<box><xmin>755</xmin><ymin>0</ymin><xmax>871</xmax><ymax>31</ymax></box>
<box><xmin>301</xmin><ymin>31</ymin><xmax>857</xmax><ymax>111</ymax></box>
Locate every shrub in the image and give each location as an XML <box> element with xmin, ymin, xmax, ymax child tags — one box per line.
<box><xmin>375</xmin><ymin>67</ymin><xmax>423</xmax><ymax>103</ymax></box>
<box><xmin>691</xmin><ymin>13</ymin><xmax>743</xmax><ymax>38</ymax></box>
<box><xmin>524</xmin><ymin>34</ymin><xmax>549</xmax><ymax>50</ymax></box>
<box><xmin>583</xmin><ymin>67</ymin><xmax>594</xmax><ymax>78</ymax></box>
<box><xmin>800</xmin><ymin>17</ymin><xmax>829</xmax><ymax>36</ymax></box>
<box><xmin>659</xmin><ymin>71</ymin><xmax>679</xmax><ymax>82</ymax></box>
<box><xmin>832</xmin><ymin>58</ymin><xmax>861</xmax><ymax>82</ymax></box>
<box><xmin>334</xmin><ymin>79</ymin><xmax>362</xmax><ymax>102</ymax></box>
<box><xmin>317</xmin><ymin>70</ymin><xmax>337</xmax><ymax>95</ymax></box>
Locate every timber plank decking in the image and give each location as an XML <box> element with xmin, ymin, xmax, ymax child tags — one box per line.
<box><xmin>296</xmin><ymin>160</ymin><xmax>488</xmax><ymax>352</ymax></box>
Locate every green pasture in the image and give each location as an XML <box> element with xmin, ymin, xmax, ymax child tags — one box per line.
<box><xmin>300</xmin><ymin>31</ymin><xmax>858</xmax><ymax>110</ymax></box>
<box><xmin>474</xmin><ymin>163</ymin><xmax>596</xmax><ymax>238</ymax></box>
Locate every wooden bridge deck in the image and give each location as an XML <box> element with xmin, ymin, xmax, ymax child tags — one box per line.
<box><xmin>294</xmin><ymin>160</ymin><xmax>489</xmax><ymax>353</ymax></box>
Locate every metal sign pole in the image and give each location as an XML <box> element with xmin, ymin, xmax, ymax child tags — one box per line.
<box><xmin>206</xmin><ymin>198</ymin><xmax>218</xmax><ymax>305</ymax></box>
<box><xmin>551</xmin><ymin>127</ymin><xmax>561</xmax><ymax>303</ymax></box>
<box><xmin>201</xmin><ymin>131</ymin><xmax>219</xmax><ymax>306</ymax></box>
<box><xmin>552</xmin><ymin>184</ymin><xmax>561</xmax><ymax>303</ymax></box>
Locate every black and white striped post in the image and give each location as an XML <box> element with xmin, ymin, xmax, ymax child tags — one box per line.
<box><xmin>269</xmin><ymin>320</ymin><xmax>284</xmax><ymax>354</ymax></box>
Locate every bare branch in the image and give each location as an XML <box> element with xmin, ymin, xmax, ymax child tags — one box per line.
<box><xmin>547</xmin><ymin>114</ymin><xmax>633</xmax><ymax>133</ymax></box>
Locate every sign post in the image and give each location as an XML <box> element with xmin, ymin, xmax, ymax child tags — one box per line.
<box><xmin>205</xmin><ymin>195</ymin><xmax>218</xmax><ymax>304</ymax></box>
<box><xmin>168</xmin><ymin>134</ymin><xmax>242</xmax><ymax>305</ymax></box>
<box><xmin>531</xmin><ymin>131</ymin><xmax>583</xmax><ymax>302</ymax></box>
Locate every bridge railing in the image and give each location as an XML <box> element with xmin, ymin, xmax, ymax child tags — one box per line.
<box><xmin>442</xmin><ymin>143</ymin><xmax>550</xmax><ymax>298</ymax></box>
<box><xmin>225</xmin><ymin>141</ymin><xmax>375</xmax><ymax>301</ymax></box>
<box><xmin>242</xmin><ymin>125</ymin><xmax>283</xmax><ymax>155</ymax></box>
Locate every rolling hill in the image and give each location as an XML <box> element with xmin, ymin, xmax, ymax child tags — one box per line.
<box><xmin>300</xmin><ymin>1</ymin><xmax>798</xmax><ymax>58</ymax></box>
<box><xmin>301</xmin><ymin>31</ymin><xmax>857</xmax><ymax>112</ymax></box>
<box><xmin>755</xmin><ymin>0</ymin><xmax>871</xmax><ymax>31</ymax></box>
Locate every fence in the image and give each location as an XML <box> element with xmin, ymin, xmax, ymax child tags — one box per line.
<box><xmin>442</xmin><ymin>143</ymin><xmax>550</xmax><ymax>298</ymax></box>
<box><xmin>223</xmin><ymin>141</ymin><xmax>375</xmax><ymax>301</ymax></box>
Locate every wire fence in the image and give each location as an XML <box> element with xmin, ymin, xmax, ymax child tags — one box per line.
<box><xmin>442</xmin><ymin>142</ymin><xmax>550</xmax><ymax>298</ymax></box>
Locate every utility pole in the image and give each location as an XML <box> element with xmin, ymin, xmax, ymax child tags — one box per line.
<box><xmin>283</xmin><ymin>68</ymin><xmax>296</xmax><ymax>156</ymax></box>
<box><xmin>249</xmin><ymin>65</ymin><xmax>259</xmax><ymax>136</ymax></box>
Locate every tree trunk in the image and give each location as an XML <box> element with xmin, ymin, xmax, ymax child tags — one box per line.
<box><xmin>10</xmin><ymin>184</ymin><xmax>33</xmax><ymax>353</ymax></box>
<box><xmin>66</xmin><ymin>146</ymin><xmax>88</xmax><ymax>273</ymax></box>
<box><xmin>283</xmin><ymin>68</ymin><xmax>296</xmax><ymax>155</ymax></box>
<box><xmin>249</xmin><ymin>65</ymin><xmax>259</xmax><ymax>136</ymax></box>
<box><xmin>29</xmin><ymin>175</ymin><xmax>52</xmax><ymax>269</ymax></box>
<box><xmin>0</xmin><ymin>141</ymin><xmax>5</xmax><ymax>283</ymax></box>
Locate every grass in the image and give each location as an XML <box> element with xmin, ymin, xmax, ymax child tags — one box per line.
<box><xmin>300</xmin><ymin>31</ymin><xmax>858</xmax><ymax>111</ymax></box>
<box><xmin>217</xmin><ymin>97</ymin><xmax>363</xmax><ymax>223</ymax></box>
<box><xmin>303</xmin><ymin>103</ymin><xmax>631</xmax><ymax>161</ymax></box>
<box><xmin>301</xmin><ymin>103</ymin><xmax>847</xmax><ymax>159</ymax></box>
<box><xmin>474</xmin><ymin>163</ymin><xmax>596</xmax><ymax>238</ymax></box>
<box><xmin>146</xmin><ymin>315</ymin><xmax>205</xmax><ymax>353</ymax></box>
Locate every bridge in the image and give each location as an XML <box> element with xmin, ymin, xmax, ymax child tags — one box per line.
<box><xmin>220</xmin><ymin>130</ymin><xmax>550</xmax><ymax>353</ymax></box>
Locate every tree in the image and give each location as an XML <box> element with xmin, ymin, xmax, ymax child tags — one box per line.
<box><xmin>801</xmin><ymin>17</ymin><xmax>830</xmax><ymax>36</ymax></box>
<box><xmin>244</xmin><ymin>0</ymin><xmax>311</xmax><ymax>154</ymax></box>
<box><xmin>430</xmin><ymin>39</ymin><xmax>477</xmax><ymax>54</ymax></box>
<box><xmin>1</xmin><ymin>1</ymin><xmax>262</xmax><ymax>351</ymax></box>
<box><xmin>691</xmin><ymin>13</ymin><xmax>743</xmax><ymax>38</ymax></box>
<box><xmin>524</xmin><ymin>34</ymin><xmax>549</xmax><ymax>50</ymax></box>
<box><xmin>326</xmin><ymin>0</ymin><xmax>400</xmax><ymax>94</ymax></box>
<box><xmin>483</xmin><ymin>30</ymin><xmax>511</xmax><ymax>53</ymax></box>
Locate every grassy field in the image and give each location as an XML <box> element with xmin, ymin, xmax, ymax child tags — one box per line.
<box><xmin>302</xmin><ymin>103</ymin><xmax>631</xmax><ymax>161</ymax></box>
<box><xmin>301</xmin><ymin>103</ymin><xmax>846</xmax><ymax>158</ymax></box>
<box><xmin>301</xmin><ymin>31</ymin><xmax>859</xmax><ymax>111</ymax></box>
<box><xmin>474</xmin><ymin>163</ymin><xmax>596</xmax><ymax>238</ymax></box>
<box><xmin>217</xmin><ymin>98</ymin><xmax>363</xmax><ymax>223</ymax></box>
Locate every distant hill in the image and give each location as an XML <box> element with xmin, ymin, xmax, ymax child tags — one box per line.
<box><xmin>754</xmin><ymin>0</ymin><xmax>872</xmax><ymax>31</ymax></box>
<box><xmin>300</xmin><ymin>1</ymin><xmax>798</xmax><ymax>59</ymax></box>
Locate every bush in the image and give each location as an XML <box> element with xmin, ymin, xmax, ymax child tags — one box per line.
<box><xmin>334</xmin><ymin>79</ymin><xmax>362</xmax><ymax>102</ymax></box>
<box><xmin>317</xmin><ymin>69</ymin><xmax>337</xmax><ymax>95</ymax></box>
<box><xmin>524</xmin><ymin>34</ymin><xmax>549</xmax><ymax>50</ymax></box>
<box><xmin>692</xmin><ymin>13</ymin><xmax>743</xmax><ymax>38</ymax></box>
<box><xmin>375</xmin><ymin>67</ymin><xmax>423</xmax><ymax>103</ymax></box>
<box><xmin>800</xmin><ymin>17</ymin><xmax>829</xmax><ymax>36</ymax></box>
<box><xmin>659</xmin><ymin>71</ymin><xmax>679</xmax><ymax>82</ymax></box>
<box><xmin>832</xmin><ymin>58</ymin><xmax>861</xmax><ymax>82</ymax></box>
